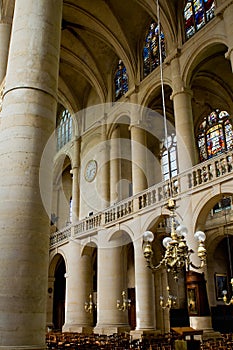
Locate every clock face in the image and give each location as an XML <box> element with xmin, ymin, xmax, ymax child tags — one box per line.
<box><xmin>84</xmin><ymin>160</ymin><xmax>97</xmax><ymax>182</ymax></box>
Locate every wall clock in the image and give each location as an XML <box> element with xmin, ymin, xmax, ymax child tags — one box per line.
<box><xmin>84</xmin><ymin>160</ymin><xmax>97</xmax><ymax>182</ymax></box>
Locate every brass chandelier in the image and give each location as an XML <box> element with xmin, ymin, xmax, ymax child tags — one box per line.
<box><xmin>160</xmin><ymin>285</ymin><xmax>177</xmax><ymax>309</ymax></box>
<box><xmin>84</xmin><ymin>293</ymin><xmax>96</xmax><ymax>313</ymax></box>
<box><xmin>117</xmin><ymin>290</ymin><xmax>131</xmax><ymax>312</ymax></box>
<box><xmin>142</xmin><ymin>198</ymin><xmax>207</xmax><ymax>280</ymax></box>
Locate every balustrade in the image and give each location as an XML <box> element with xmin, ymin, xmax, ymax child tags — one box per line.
<box><xmin>50</xmin><ymin>151</ymin><xmax>233</xmax><ymax>248</ymax></box>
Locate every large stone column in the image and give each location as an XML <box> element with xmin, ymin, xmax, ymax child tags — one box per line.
<box><xmin>171</xmin><ymin>57</ymin><xmax>197</xmax><ymax>172</ymax></box>
<box><xmin>0</xmin><ymin>0</ymin><xmax>62</xmax><ymax>349</ymax></box>
<box><xmin>71</xmin><ymin>137</ymin><xmax>81</xmax><ymax>222</ymax></box>
<box><xmin>130</xmin><ymin>124</ymin><xmax>148</xmax><ymax>194</ymax></box>
<box><xmin>62</xmin><ymin>241</ymin><xmax>93</xmax><ymax>333</ymax></box>
<box><xmin>98</xmin><ymin>121</ymin><xmax>110</xmax><ymax>209</ymax></box>
<box><xmin>94</xmin><ymin>240</ymin><xmax>130</xmax><ymax>335</ymax></box>
<box><xmin>110</xmin><ymin>126</ymin><xmax>120</xmax><ymax>204</ymax></box>
<box><xmin>134</xmin><ymin>239</ymin><xmax>155</xmax><ymax>331</ymax></box>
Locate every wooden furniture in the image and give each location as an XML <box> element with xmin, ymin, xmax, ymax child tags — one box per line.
<box><xmin>171</xmin><ymin>327</ymin><xmax>203</xmax><ymax>341</ymax></box>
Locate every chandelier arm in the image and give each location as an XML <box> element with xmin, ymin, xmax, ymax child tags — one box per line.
<box><xmin>147</xmin><ymin>260</ymin><xmax>163</xmax><ymax>271</ymax></box>
<box><xmin>189</xmin><ymin>260</ymin><xmax>206</xmax><ymax>270</ymax></box>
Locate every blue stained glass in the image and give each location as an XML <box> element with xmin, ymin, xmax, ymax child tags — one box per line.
<box><xmin>114</xmin><ymin>60</ymin><xmax>128</xmax><ymax>101</ymax></box>
<box><xmin>143</xmin><ymin>22</ymin><xmax>166</xmax><ymax>78</ymax></box>
<box><xmin>197</xmin><ymin>109</ymin><xmax>233</xmax><ymax>162</ymax></box>
<box><xmin>184</xmin><ymin>0</ymin><xmax>215</xmax><ymax>40</ymax></box>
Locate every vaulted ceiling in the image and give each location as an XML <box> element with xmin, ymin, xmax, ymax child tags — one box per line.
<box><xmin>61</xmin><ymin>0</ymin><xmax>183</xmax><ymax>110</ymax></box>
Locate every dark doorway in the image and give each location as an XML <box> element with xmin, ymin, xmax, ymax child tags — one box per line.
<box><xmin>128</xmin><ymin>288</ymin><xmax>136</xmax><ymax>329</ymax></box>
<box><xmin>53</xmin><ymin>257</ymin><xmax>66</xmax><ymax>330</ymax></box>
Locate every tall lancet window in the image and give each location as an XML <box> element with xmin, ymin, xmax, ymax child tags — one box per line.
<box><xmin>184</xmin><ymin>0</ymin><xmax>215</xmax><ymax>40</ymax></box>
<box><xmin>161</xmin><ymin>134</ymin><xmax>178</xmax><ymax>181</ymax></box>
<box><xmin>114</xmin><ymin>60</ymin><xmax>128</xmax><ymax>100</ymax></box>
<box><xmin>197</xmin><ymin>109</ymin><xmax>233</xmax><ymax>162</ymax></box>
<box><xmin>56</xmin><ymin>107</ymin><xmax>73</xmax><ymax>150</ymax></box>
<box><xmin>143</xmin><ymin>22</ymin><xmax>166</xmax><ymax>78</ymax></box>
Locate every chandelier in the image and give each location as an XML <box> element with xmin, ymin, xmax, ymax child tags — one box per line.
<box><xmin>142</xmin><ymin>198</ymin><xmax>207</xmax><ymax>280</ymax></box>
<box><xmin>160</xmin><ymin>285</ymin><xmax>177</xmax><ymax>309</ymax></box>
<box><xmin>84</xmin><ymin>293</ymin><xmax>96</xmax><ymax>313</ymax></box>
<box><xmin>116</xmin><ymin>291</ymin><xmax>131</xmax><ymax>312</ymax></box>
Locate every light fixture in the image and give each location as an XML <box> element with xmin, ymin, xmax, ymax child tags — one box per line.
<box><xmin>222</xmin><ymin>278</ymin><xmax>233</xmax><ymax>305</ymax></box>
<box><xmin>117</xmin><ymin>291</ymin><xmax>131</xmax><ymax>312</ymax></box>
<box><xmin>84</xmin><ymin>293</ymin><xmax>96</xmax><ymax>313</ymax></box>
<box><xmin>143</xmin><ymin>198</ymin><xmax>207</xmax><ymax>280</ymax></box>
<box><xmin>160</xmin><ymin>285</ymin><xmax>177</xmax><ymax>309</ymax></box>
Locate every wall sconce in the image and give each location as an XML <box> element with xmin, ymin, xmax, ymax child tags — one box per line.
<box><xmin>84</xmin><ymin>293</ymin><xmax>96</xmax><ymax>313</ymax></box>
<box><xmin>160</xmin><ymin>286</ymin><xmax>177</xmax><ymax>309</ymax></box>
<box><xmin>117</xmin><ymin>291</ymin><xmax>131</xmax><ymax>311</ymax></box>
<box><xmin>143</xmin><ymin>199</ymin><xmax>207</xmax><ymax>280</ymax></box>
<box><xmin>223</xmin><ymin>278</ymin><xmax>233</xmax><ymax>305</ymax></box>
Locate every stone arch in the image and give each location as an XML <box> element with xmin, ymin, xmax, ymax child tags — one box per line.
<box><xmin>48</xmin><ymin>253</ymin><xmax>67</xmax><ymax>331</ymax></box>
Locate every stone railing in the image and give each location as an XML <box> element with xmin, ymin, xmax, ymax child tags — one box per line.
<box><xmin>50</xmin><ymin>150</ymin><xmax>233</xmax><ymax>248</ymax></box>
<box><xmin>50</xmin><ymin>224</ymin><xmax>72</xmax><ymax>248</ymax></box>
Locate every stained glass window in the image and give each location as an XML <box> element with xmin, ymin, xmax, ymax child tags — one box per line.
<box><xmin>114</xmin><ymin>60</ymin><xmax>128</xmax><ymax>100</ymax></box>
<box><xmin>143</xmin><ymin>22</ymin><xmax>166</xmax><ymax>78</ymax></box>
<box><xmin>197</xmin><ymin>109</ymin><xmax>233</xmax><ymax>162</ymax></box>
<box><xmin>161</xmin><ymin>134</ymin><xmax>178</xmax><ymax>181</ymax></box>
<box><xmin>184</xmin><ymin>0</ymin><xmax>215</xmax><ymax>40</ymax></box>
<box><xmin>69</xmin><ymin>197</ymin><xmax>73</xmax><ymax>223</ymax></box>
<box><xmin>57</xmin><ymin>107</ymin><xmax>73</xmax><ymax>150</ymax></box>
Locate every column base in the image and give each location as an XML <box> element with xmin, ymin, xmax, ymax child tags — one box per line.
<box><xmin>94</xmin><ymin>324</ymin><xmax>131</xmax><ymax>335</ymax></box>
<box><xmin>190</xmin><ymin>316</ymin><xmax>221</xmax><ymax>340</ymax></box>
<box><xmin>130</xmin><ymin>329</ymin><xmax>160</xmax><ymax>340</ymax></box>
<box><xmin>62</xmin><ymin>324</ymin><xmax>93</xmax><ymax>334</ymax></box>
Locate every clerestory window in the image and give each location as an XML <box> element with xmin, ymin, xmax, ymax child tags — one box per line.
<box><xmin>184</xmin><ymin>0</ymin><xmax>215</xmax><ymax>40</ymax></box>
<box><xmin>114</xmin><ymin>60</ymin><xmax>128</xmax><ymax>101</ymax></box>
<box><xmin>56</xmin><ymin>107</ymin><xmax>73</xmax><ymax>151</ymax></box>
<box><xmin>143</xmin><ymin>22</ymin><xmax>166</xmax><ymax>78</ymax></box>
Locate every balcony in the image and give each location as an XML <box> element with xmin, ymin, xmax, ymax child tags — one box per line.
<box><xmin>50</xmin><ymin>150</ymin><xmax>233</xmax><ymax>249</ymax></box>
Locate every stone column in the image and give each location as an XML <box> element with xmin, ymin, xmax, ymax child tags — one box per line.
<box><xmin>134</xmin><ymin>239</ymin><xmax>155</xmax><ymax>331</ymax></box>
<box><xmin>130</xmin><ymin>124</ymin><xmax>148</xmax><ymax>194</ymax></box>
<box><xmin>63</xmin><ymin>241</ymin><xmax>93</xmax><ymax>333</ymax></box>
<box><xmin>0</xmin><ymin>0</ymin><xmax>62</xmax><ymax>349</ymax></box>
<box><xmin>94</xmin><ymin>241</ymin><xmax>130</xmax><ymax>335</ymax></box>
<box><xmin>98</xmin><ymin>121</ymin><xmax>110</xmax><ymax>209</ymax></box>
<box><xmin>110</xmin><ymin>126</ymin><xmax>120</xmax><ymax>204</ymax></box>
<box><xmin>170</xmin><ymin>57</ymin><xmax>197</xmax><ymax>172</ymax></box>
<box><xmin>71</xmin><ymin>137</ymin><xmax>81</xmax><ymax>222</ymax></box>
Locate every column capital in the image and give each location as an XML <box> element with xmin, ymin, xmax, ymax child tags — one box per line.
<box><xmin>164</xmin><ymin>47</ymin><xmax>182</xmax><ymax>66</ymax></box>
<box><xmin>129</xmin><ymin>120</ymin><xmax>146</xmax><ymax>131</ymax></box>
<box><xmin>170</xmin><ymin>87</ymin><xmax>193</xmax><ymax>100</ymax></box>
